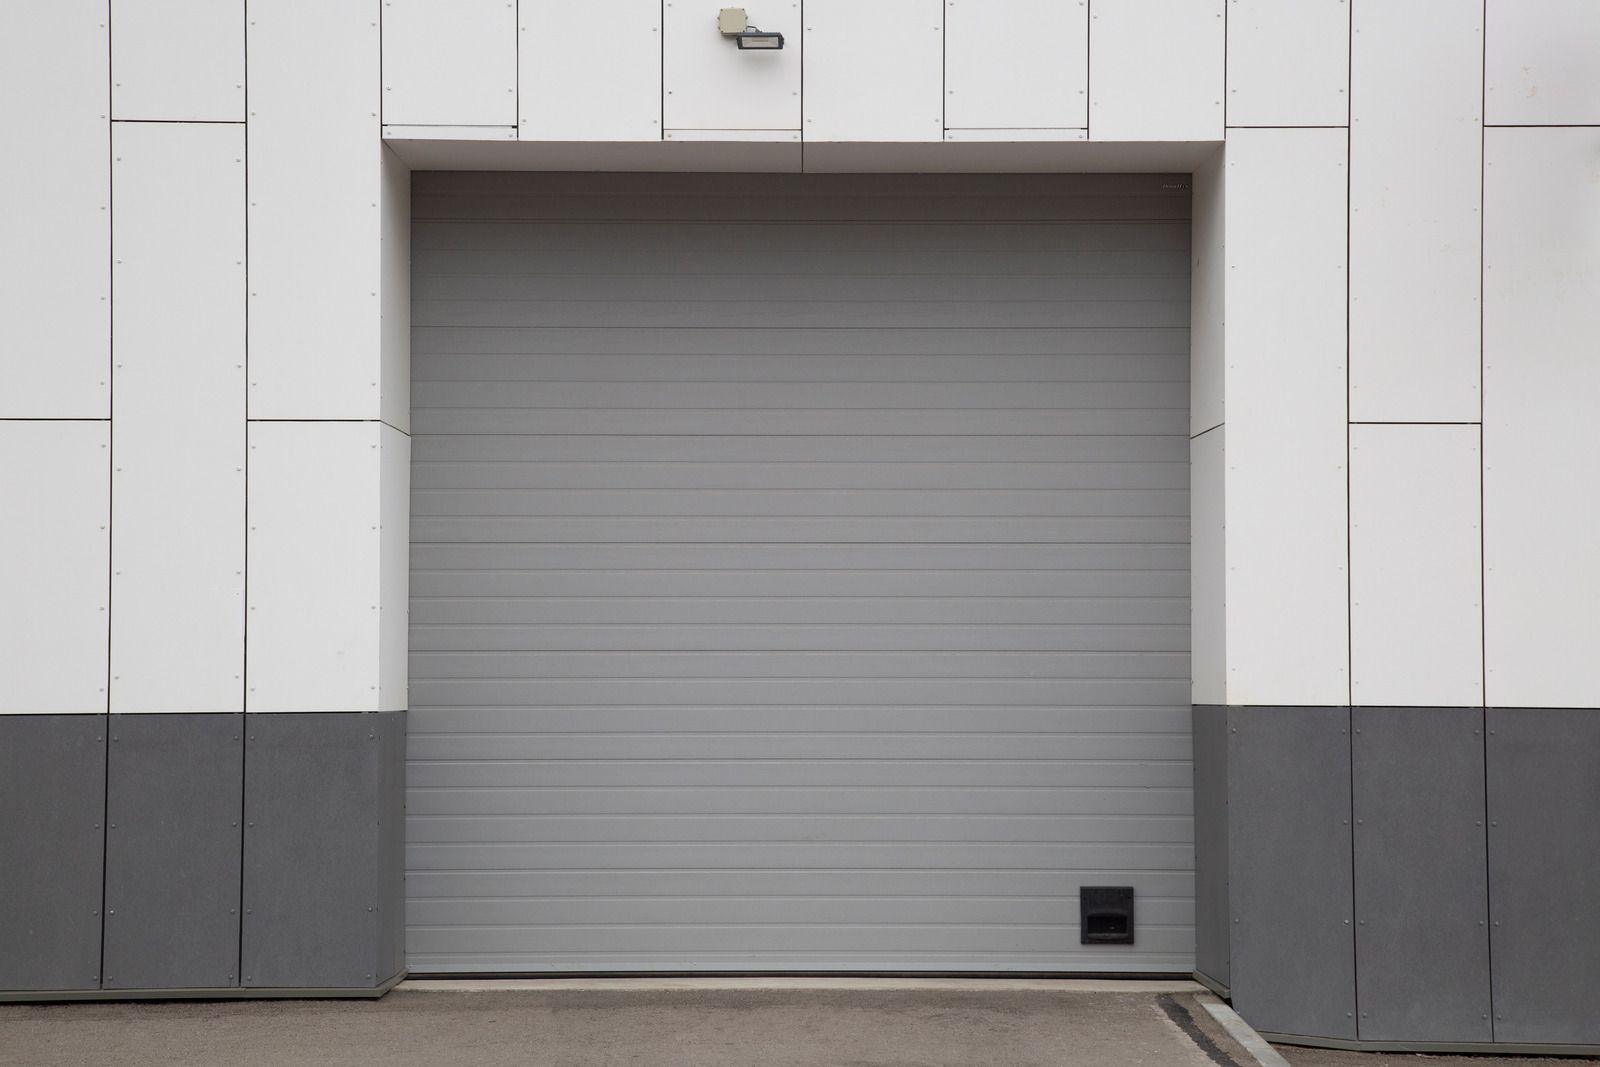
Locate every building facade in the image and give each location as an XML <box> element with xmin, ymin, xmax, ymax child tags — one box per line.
<box><xmin>1</xmin><ymin>0</ymin><xmax>1597</xmax><ymax>1053</ymax></box>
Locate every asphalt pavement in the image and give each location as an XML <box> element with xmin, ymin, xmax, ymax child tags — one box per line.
<box><xmin>1</xmin><ymin>981</ymin><xmax>1593</xmax><ymax>1067</ymax></box>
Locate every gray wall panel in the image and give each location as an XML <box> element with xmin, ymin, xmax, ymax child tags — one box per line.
<box><xmin>0</xmin><ymin>716</ymin><xmax>105</xmax><ymax>992</ymax></box>
<box><xmin>1228</xmin><ymin>707</ymin><xmax>1356</xmax><ymax>1039</ymax></box>
<box><xmin>376</xmin><ymin>711</ymin><xmax>407</xmax><ymax>983</ymax></box>
<box><xmin>1192</xmin><ymin>705</ymin><xmax>1229</xmax><ymax>989</ymax></box>
<box><xmin>408</xmin><ymin>172</ymin><xmax>1193</xmax><ymax>974</ymax></box>
<box><xmin>1352</xmin><ymin>708</ymin><xmax>1490</xmax><ymax>1042</ymax></box>
<box><xmin>242</xmin><ymin>713</ymin><xmax>404</xmax><ymax>989</ymax></box>
<box><xmin>1487</xmin><ymin>708</ymin><xmax>1600</xmax><ymax>1045</ymax></box>
<box><xmin>102</xmin><ymin>714</ymin><xmax>243</xmax><ymax>990</ymax></box>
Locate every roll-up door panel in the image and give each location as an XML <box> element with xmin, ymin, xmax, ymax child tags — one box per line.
<box><xmin>408</xmin><ymin>172</ymin><xmax>1192</xmax><ymax>973</ymax></box>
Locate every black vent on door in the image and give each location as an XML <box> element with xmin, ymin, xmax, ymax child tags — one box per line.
<box><xmin>1080</xmin><ymin>886</ymin><xmax>1135</xmax><ymax>945</ymax></box>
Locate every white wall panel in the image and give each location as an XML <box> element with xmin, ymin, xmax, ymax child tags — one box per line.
<box><xmin>521</xmin><ymin>0</ymin><xmax>661</xmax><ymax>141</ymax></box>
<box><xmin>247</xmin><ymin>422</ymin><xmax>384</xmax><ymax>713</ymax></box>
<box><xmin>247</xmin><ymin>0</ymin><xmax>382</xmax><ymax>420</ymax></box>
<box><xmin>666</xmin><ymin>129</ymin><xmax>803</xmax><ymax>143</ymax></box>
<box><xmin>665</xmin><ymin>0</ymin><xmax>800</xmax><ymax>132</ymax></box>
<box><xmin>383</xmin><ymin>0</ymin><xmax>516</xmax><ymax>127</ymax></box>
<box><xmin>1222</xmin><ymin>128</ymin><xmax>1349</xmax><ymax>706</ymax></box>
<box><xmin>1486</xmin><ymin>0</ymin><xmax>1600</xmax><ymax>126</ymax></box>
<box><xmin>382</xmin><ymin>124</ymin><xmax>518</xmax><ymax>141</ymax></box>
<box><xmin>1225</xmin><ymin>0</ymin><xmax>1348</xmax><ymax>127</ymax></box>
<box><xmin>1349</xmin><ymin>0</ymin><xmax>1482</xmax><ymax>422</ymax></box>
<box><xmin>109</xmin><ymin>123</ymin><xmax>245</xmax><ymax>714</ymax></box>
<box><xmin>0</xmin><ymin>422</ymin><xmax>109</xmax><ymax>714</ymax></box>
<box><xmin>381</xmin><ymin>146</ymin><xmax>411</xmax><ymax>433</ymax></box>
<box><xmin>111</xmin><ymin>0</ymin><xmax>245</xmax><ymax>121</ymax></box>
<box><xmin>945</xmin><ymin>0</ymin><xmax>1087</xmax><ymax>131</ymax></box>
<box><xmin>379</xmin><ymin>424</ymin><xmax>410</xmax><ymax>712</ymax></box>
<box><xmin>1089</xmin><ymin>0</ymin><xmax>1223</xmax><ymax>142</ymax></box>
<box><xmin>1191</xmin><ymin>148</ymin><xmax>1224</xmax><ymax>436</ymax></box>
<box><xmin>0</xmin><ymin>4</ymin><xmax>109</xmax><ymax>418</ymax></box>
<box><xmin>940</xmin><ymin>129</ymin><xmax>1086</xmax><ymax>143</ymax></box>
<box><xmin>1349</xmin><ymin>425</ymin><xmax>1482</xmax><ymax>707</ymax></box>
<box><xmin>1484</xmin><ymin>128</ymin><xmax>1600</xmax><ymax>708</ymax></box>
<box><xmin>1192</xmin><ymin>427</ymin><xmax>1226</xmax><ymax>707</ymax></box>
<box><xmin>804</xmin><ymin>0</ymin><xmax>942</xmax><ymax>141</ymax></box>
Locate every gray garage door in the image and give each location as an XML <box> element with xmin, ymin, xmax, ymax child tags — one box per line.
<box><xmin>407</xmin><ymin>172</ymin><xmax>1193</xmax><ymax>974</ymax></box>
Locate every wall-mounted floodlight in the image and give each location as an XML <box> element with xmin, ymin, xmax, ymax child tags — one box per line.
<box><xmin>718</xmin><ymin>7</ymin><xmax>785</xmax><ymax>50</ymax></box>
<box><xmin>735</xmin><ymin>30</ymin><xmax>784</xmax><ymax>49</ymax></box>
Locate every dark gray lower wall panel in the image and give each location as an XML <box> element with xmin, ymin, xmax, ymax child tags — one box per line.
<box><xmin>1352</xmin><ymin>708</ymin><xmax>1490</xmax><ymax>1042</ymax></box>
<box><xmin>242</xmin><ymin>712</ymin><xmax>406</xmax><ymax>990</ymax></box>
<box><xmin>102</xmin><ymin>714</ymin><xmax>243</xmax><ymax>991</ymax></box>
<box><xmin>0</xmin><ymin>716</ymin><xmax>106</xmax><ymax>991</ymax></box>
<box><xmin>375</xmin><ymin>711</ymin><xmax>408</xmax><ymax>984</ymax></box>
<box><xmin>1487</xmin><ymin>708</ymin><xmax>1600</xmax><ymax>1045</ymax></box>
<box><xmin>1191</xmin><ymin>705</ymin><xmax>1229</xmax><ymax>989</ymax></box>
<box><xmin>1228</xmin><ymin>707</ymin><xmax>1356</xmax><ymax>1040</ymax></box>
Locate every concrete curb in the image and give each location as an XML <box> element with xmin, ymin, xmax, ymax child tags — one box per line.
<box><xmin>400</xmin><ymin>977</ymin><xmax>1207</xmax><ymax>994</ymax></box>
<box><xmin>1196</xmin><ymin>994</ymin><xmax>1292</xmax><ymax>1067</ymax></box>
